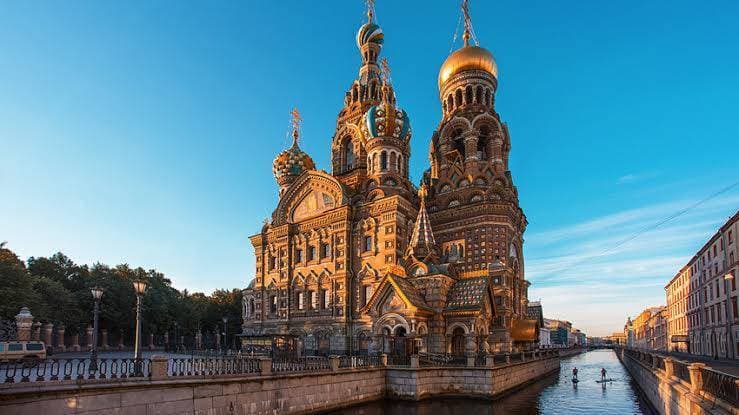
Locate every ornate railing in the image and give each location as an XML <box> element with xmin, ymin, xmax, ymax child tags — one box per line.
<box><xmin>418</xmin><ymin>353</ymin><xmax>466</xmax><ymax>367</ymax></box>
<box><xmin>169</xmin><ymin>356</ymin><xmax>260</xmax><ymax>377</ymax></box>
<box><xmin>1</xmin><ymin>358</ymin><xmax>149</xmax><ymax>383</ymax></box>
<box><xmin>271</xmin><ymin>356</ymin><xmax>330</xmax><ymax>373</ymax></box>
<box><xmin>701</xmin><ymin>367</ymin><xmax>739</xmax><ymax>408</ymax></box>
<box><xmin>338</xmin><ymin>355</ymin><xmax>380</xmax><ymax>369</ymax></box>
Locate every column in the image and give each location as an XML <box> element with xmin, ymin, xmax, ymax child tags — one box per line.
<box><xmin>71</xmin><ymin>333</ymin><xmax>80</xmax><ymax>352</ymax></box>
<box><xmin>86</xmin><ymin>325</ymin><xmax>94</xmax><ymax>350</ymax></box>
<box><xmin>56</xmin><ymin>324</ymin><xmax>66</xmax><ymax>352</ymax></box>
<box><xmin>43</xmin><ymin>323</ymin><xmax>54</xmax><ymax>347</ymax></box>
<box><xmin>14</xmin><ymin>307</ymin><xmax>34</xmax><ymax>341</ymax></box>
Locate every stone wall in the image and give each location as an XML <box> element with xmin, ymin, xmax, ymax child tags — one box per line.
<box><xmin>386</xmin><ymin>356</ymin><xmax>560</xmax><ymax>400</ymax></box>
<box><xmin>617</xmin><ymin>349</ymin><xmax>737</xmax><ymax>415</ymax></box>
<box><xmin>0</xmin><ymin>356</ymin><xmax>561</xmax><ymax>415</ymax></box>
<box><xmin>0</xmin><ymin>369</ymin><xmax>386</xmax><ymax>415</ymax></box>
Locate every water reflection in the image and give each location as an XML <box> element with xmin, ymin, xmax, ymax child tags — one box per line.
<box><xmin>324</xmin><ymin>350</ymin><xmax>655</xmax><ymax>415</ymax></box>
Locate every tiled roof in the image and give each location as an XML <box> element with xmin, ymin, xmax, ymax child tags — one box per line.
<box><xmin>391</xmin><ymin>275</ymin><xmax>432</xmax><ymax>311</ymax></box>
<box><xmin>445</xmin><ymin>276</ymin><xmax>490</xmax><ymax>311</ymax></box>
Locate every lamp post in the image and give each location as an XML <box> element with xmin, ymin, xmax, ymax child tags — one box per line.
<box><xmin>132</xmin><ymin>280</ymin><xmax>147</xmax><ymax>366</ymax></box>
<box><xmin>90</xmin><ymin>287</ymin><xmax>104</xmax><ymax>371</ymax></box>
<box><xmin>724</xmin><ymin>273</ymin><xmax>735</xmax><ymax>359</ymax></box>
<box><xmin>222</xmin><ymin>316</ymin><xmax>229</xmax><ymax>355</ymax></box>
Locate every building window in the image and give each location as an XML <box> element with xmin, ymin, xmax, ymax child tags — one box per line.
<box><xmin>320</xmin><ymin>289</ymin><xmax>328</xmax><ymax>309</ymax></box>
<box><xmin>321</xmin><ymin>243</ymin><xmax>330</xmax><ymax>259</ymax></box>
<box><xmin>729</xmin><ymin>230</ymin><xmax>733</xmax><ymax>244</ymax></box>
<box><xmin>270</xmin><ymin>296</ymin><xmax>277</xmax><ymax>314</ymax></box>
<box><xmin>307</xmin><ymin>291</ymin><xmax>314</xmax><ymax>309</ymax></box>
<box><xmin>295</xmin><ymin>249</ymin><xmax>302</xmax><ymax>263</ymax></box>
<box><xmin>363</xmin><ymin>236</ymin><xmax>373</xmax><ymax>252</ymax></box>
<box><xmin>308</xmin><ymin>246</ymin><xmax>316</xmax><ymax>261</ymax></box>
<box><xmin>380</xmin><ymin>151</ymin><xmax>388</xmax><ymax>171</ymax></box>
<box><xmin>269</xmin><ymin>255</ymin><xmax>276</xmax><ymax>270</ymax></box>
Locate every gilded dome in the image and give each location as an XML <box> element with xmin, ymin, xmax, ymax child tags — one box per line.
<box><xmin>356</xmin><ymin>22</ymin><xmax>384</xmax><ymax>49</ymax></box>
<box><xmin>438</xmin><ymin>45</ymin><xmax>497</xmax><ymax>89</ymax></box>
<box><xmin>272</xmin><ymin>137</ymin><xmax>315</xmax><ymax>182</ymax></box>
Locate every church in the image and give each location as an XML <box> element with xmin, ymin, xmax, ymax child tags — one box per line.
<box><xmin>242</xmin><ymin>1</ymin><xmax>537</xmax><ymax>357</ymax></box>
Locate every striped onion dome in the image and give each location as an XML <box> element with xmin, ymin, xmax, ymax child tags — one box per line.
<box><xmin>272</xmin><ymin>132</ymin><xmax>315</xmax><ymax>182</ymax></box>
<box><xmin>356</xmin><ymin>22</ymin><xmax>384</xmax><ymax>49</ymax></box>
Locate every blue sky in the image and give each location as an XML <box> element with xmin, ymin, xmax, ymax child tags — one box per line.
<box><xmin>1</xmin><ymin>1</ymin><xmax>737</xmax><ymax>336</ymax></box>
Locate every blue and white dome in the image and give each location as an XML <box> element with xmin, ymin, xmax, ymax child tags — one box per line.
<box><xmin>364</xmin><ymin>101</ymin><xmax>411</xmax><ymax>141</ymax></box>
<box><xmin>356</xmin><ymin>22</ymin><xmax>384</xmax><ymax>49</ymax></box>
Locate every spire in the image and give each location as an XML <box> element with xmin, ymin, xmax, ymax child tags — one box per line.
<box><xmin>461</xmin><ymin>0</ymin><xmax>477</xmax><ymax>47</ymax></box>
<box><xmin>366</xmin><ymin>0</ymin><xmax>375</xmax><ymax>23</ymax></box>
<box><xmin>406</xmin><ymin>184</ymin><xmax>437</xmax><ymax>260</ymax></box>
<box><xmin>290</xmin><ymin>107</ymin><xmax>302</xmax><ymax>147</ymax></box>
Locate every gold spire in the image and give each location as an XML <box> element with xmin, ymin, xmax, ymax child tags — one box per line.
<box><xmin>461</xmin><ymin>0</ymin><xmax>472</xmax><ymax>47</ymax></box>
<box><xmin>366</xmin><ymin>0</ymin><xmax>375</xmax><ymax>23</ymax></box>
<box><xmin>290</xmin><ymin>107</ymin><xmax>302</xmax><ymax>146</ymax></box>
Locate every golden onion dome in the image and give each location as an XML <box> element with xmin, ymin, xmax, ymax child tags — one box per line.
<box><xmin>438</xmin><ymin>45</ymin><xmax>497</xmax><ymax>90</ymax></box>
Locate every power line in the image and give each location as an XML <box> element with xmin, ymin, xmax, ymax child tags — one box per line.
<box><xmin>533</xmin><ymin>180</ymin><xmax>739</xmax><ymax>273</ymax></box>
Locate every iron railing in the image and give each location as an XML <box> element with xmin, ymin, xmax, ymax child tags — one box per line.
<box><xmin>169</xmin><ymin>356</ymin><xmax>260</xmax><ymax>377</ymax></box>
<box><xmin>271</xmin><ymin>356</ymin><xmax>330</xmax><ymax>373</ymax></box>
<box><xmin>338</xmin><ymin>355</ymin><xmax>380</xmax><ymax>369</ymax></box>
<box><xmin>0</xmin><ymin>358</ymin><xmax>149</xmax><ymax>383</ymax></box>
<box><xmin>701</xmin><ymin>368</ymin><xmax>739</xmax><ymax>407</ymax></box>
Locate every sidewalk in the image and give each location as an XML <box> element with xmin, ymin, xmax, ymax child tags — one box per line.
<box><xmin>653</xmin><ymin>350</ymin><xmax>739</xmax><ymax>377</ymax></box>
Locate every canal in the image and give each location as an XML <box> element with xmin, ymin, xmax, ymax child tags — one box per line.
<box><xmin>324</xmin><ymin>350</ymin><xmax>655</xmax><ymax>414</ymax></box>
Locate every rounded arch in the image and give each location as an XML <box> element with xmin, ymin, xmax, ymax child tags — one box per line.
<box><xmin>471</xmin><ymin>113</ymin><xmax>503</xmax><ymax>134</ymax></box>
<box><xmin>445</xmin><ymin>322</ymin><xmax>470</xmax><ymax>335</ymax></box>
<box><xmin>439</xmin><ymin>116</ymin><xmax>473</xmax><ymax>143</ymax></box>
<box><xmin>373</xmin><ymin>313</ymin><xmax>411</xmax><ymax>336</ymax></box>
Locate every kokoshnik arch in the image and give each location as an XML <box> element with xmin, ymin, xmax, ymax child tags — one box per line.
<box><xmin>242</xmin><ymin>1</ymin><xmax>537</xmax><ymax>356</ymax></box>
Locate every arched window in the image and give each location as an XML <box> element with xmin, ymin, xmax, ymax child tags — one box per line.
<box><xmin>478</xmin><ymin>125</ymin><xmax>490</xmax><ymax>160</ymax></box>
<box><xmin>476</xmin><ymin>85</ymin><xmax>484</xmax><ymax>104</ymax></box>
<box><xmin>345</xmin><ymin>141</ymin><xmax>355</xmax><ymax>171</ymax></box>
<box><xmin>363</xmin><ymin>235</ymin><xmax>373</xmax><ymax>252</ymax></box>
<box><xmin>451</xmin><ymin>128</ymin><xmax>465</xmax><ymax>158</ymax></box>
<box><xmin>380</xmin><ymin>151</ymin><xmax>388</xmax><ymax>171</ymax></box>
<box><xmin>455</xmin><ymin>89</ymin><xmax>463</xmax><ymax>107</ymax></box>
<box><xmin>447</xmin><ymin>95</ymin><xmax>454</xmax><ymax>112</ymax></box>
<box><xmin>390</xmin><ymin>151</ymin><xmax>397</xmax><ymax>171</ymax></box>
<box><xmin>465</xmin><ymin>86</ymin><xmax>473</xmax><ymax>104</ymax></box>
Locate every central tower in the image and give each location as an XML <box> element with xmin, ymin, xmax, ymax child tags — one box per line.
<box><xmin>426</xmin><ymin>0</ymin><xmax>529</xmax><ymax>351</ymax></box>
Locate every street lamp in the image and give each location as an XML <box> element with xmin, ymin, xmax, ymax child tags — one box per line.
<box><xmin>132</xmin><ymin>280</ymin><xmax>147</xmax><ymax>366</ymax></box>
<box><xmin>90</xmin><ymin>287</ymin><xmax>104</xmax><ymax>371</ymax></box>
<box><xmin>724</xmin><ymin>273</ymin><xmax>735</xmax><ymax>359</ymax></box>
<box><xmin>222</xmin><ymin>316</ymin><xmax>229</xmax><ymax>355</ymax></box>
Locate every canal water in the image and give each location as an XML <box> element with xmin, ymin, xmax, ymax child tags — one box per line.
<box><xmin>324</xmin><ymin>350</ymin><xmax>655</xmax><ymax>415</ymax></box>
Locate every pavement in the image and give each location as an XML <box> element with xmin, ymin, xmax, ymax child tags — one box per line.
<box><xmin>653</xmin><ymin>350</ymin><xmax>739</xmax><ymax>377</ymax></box>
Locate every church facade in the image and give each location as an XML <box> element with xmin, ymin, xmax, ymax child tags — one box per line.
<box><xmin>242</xmin><ymin>2</ymin><xmax>537</xmax><ymax>356</ymax></box>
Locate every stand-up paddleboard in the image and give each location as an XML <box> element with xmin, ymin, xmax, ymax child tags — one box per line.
<box><xmin>572</xmin><ymin>378</ymin><xmax>579</xmax><ymax>383</ymax></box>
<box><xmin>596</xmin><ymin>378</ymin><xmax>614</xmax><ymax>383</ymax></box>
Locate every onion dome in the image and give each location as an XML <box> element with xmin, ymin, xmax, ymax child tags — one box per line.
<box><xmin>438</xmin><ymin>0</ymin><xmax>498</xmax><ymax>89</ymax></box>
<box><xmin>273</xmin><ymin>109</ymin><xmax>315</xmax><ymax>187</ymax></box>
<box><xmin>438</xmin><ymin>45</ymin><xmax>497</xmax><ymax>89</ymax></box>
<box><xmin>356</xmin><ymin>22</ymin><xmax>384</xmax><ymax>49</ymax></box>
<box><xmin>272</xmin><ymin>133</ymin><xmax>315</xmax><ymax>182</ymax></box>
<box><xmin>363</xmin><ymin>71</ymin><xmax>411</xmax><ymax>141</ymax></box>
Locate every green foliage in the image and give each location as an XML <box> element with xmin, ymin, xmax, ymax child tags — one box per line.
<box><xmin>0</xmin><ymin>245</ymin><xmax>243</xmax><ymax>340</ymax></box>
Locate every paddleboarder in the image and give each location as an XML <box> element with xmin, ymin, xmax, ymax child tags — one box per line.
<box><xmin>601</xmin><ymin>367</ymin><xmax>607</xmax><ymax>381</ymax></box>
<box><xmin>572</xmin><ymin>367</ymin><xmax>578</xmax><ymax>381</ymax></box>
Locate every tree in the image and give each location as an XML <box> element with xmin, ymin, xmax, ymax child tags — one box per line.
<box><xmin>0</xmin><ymin>245</ymin><xmax>39</xmax><ymax>320</ymax></box>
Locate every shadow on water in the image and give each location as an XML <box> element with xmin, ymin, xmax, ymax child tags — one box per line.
<box><xmin>323</xmin><ymin>350</ymin><xmax>656</xmax><ymax>415</ymax></box>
